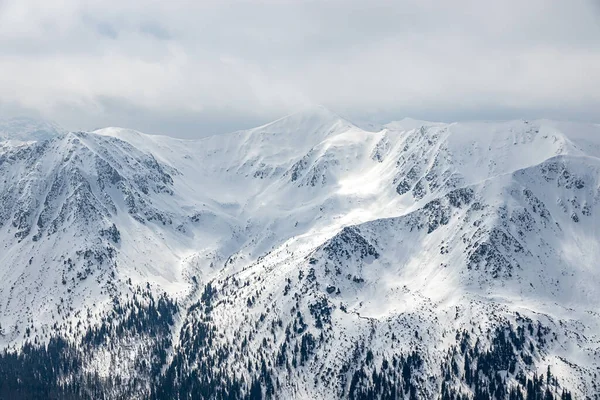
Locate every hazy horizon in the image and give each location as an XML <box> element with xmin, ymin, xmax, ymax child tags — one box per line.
<box><xmin>3</xmin><ymin>104</ymin><xmax>600</xmax><ymax>140</ymax></box>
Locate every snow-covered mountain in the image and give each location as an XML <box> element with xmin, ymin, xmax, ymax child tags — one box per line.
<box><xmin>0</xmin><ymin>108</ymin><xmax>598</xmax><ymax>399</ymax></box>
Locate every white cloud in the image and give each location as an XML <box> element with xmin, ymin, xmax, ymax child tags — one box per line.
<box><xmin>0</xmin><ymin>0</ymin><xmax>598</xmax><ymax>137</ymax></box>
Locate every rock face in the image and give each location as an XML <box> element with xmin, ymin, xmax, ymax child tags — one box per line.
<box><xmin>0</xmin><ymin>111</ymin><xmax>598</xmax><ymax>399</ymax></box>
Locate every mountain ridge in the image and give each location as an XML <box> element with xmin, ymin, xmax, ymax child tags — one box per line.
<box><xmin>0</xmin><ymin>109</ymin><xmax>598</xmax><ymax>399</ymax></box>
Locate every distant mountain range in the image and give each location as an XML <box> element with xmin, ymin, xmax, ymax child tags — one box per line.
<box><xmin>0</xmin><ymin>108</ymin><xmax>597</xmax><ymax>399</ymax></box>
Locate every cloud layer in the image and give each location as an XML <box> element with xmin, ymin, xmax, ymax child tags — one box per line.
<box><xmin>0</xmin><ymin>0</ymin><xmax>599</xmax><ymax>137</ymax></box>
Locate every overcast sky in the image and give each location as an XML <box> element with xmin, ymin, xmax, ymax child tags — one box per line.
<box><xmin>0</xmin><ymin>0</ymin><xmax>599</xmax><ymax>138</ymax></box>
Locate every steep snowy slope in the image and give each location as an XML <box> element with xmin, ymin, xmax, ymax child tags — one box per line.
<box><xmin>0</xmin><ymin>110</ymin><xmax>598</xmax><ymax>399</ymax></box>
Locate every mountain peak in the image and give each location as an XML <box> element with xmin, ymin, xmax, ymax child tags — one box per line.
<box><xmin>255</xmin><ymin>104</ymin><xmax>351</xmax><ymax>133</ymax></box>
<box><xmin>287</xmin><ymin>104</ymin><xmax>342</xmax><ymax>120</ymax></box>
<box><xmin>384</xmin><ymin>117</ymin><xmax>444</xmax><ymax>131</ymax></box>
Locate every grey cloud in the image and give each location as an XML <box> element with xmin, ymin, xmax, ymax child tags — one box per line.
<box><xmin>139</xmin><ymin>21</ymin><xmax>172</xmax><ymax>41</ymax></box>
<box><xmin>0</xmin><ymin>0</ymin><xmax>598</xmax><ymax>137</ymax></box>
<box><xmin>95</xmin><ymin>21</ymin><xmax>119</xmax><ymax>39</ymax></box>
